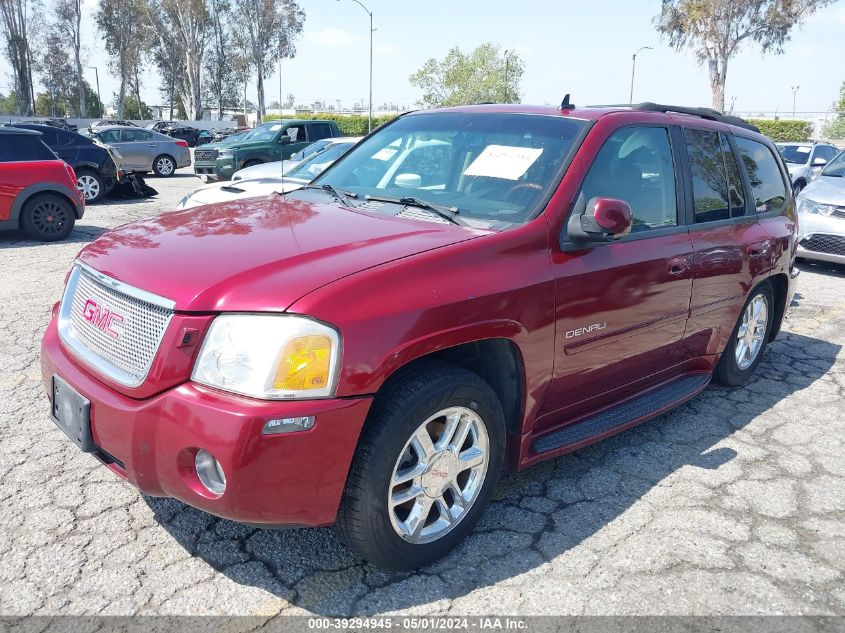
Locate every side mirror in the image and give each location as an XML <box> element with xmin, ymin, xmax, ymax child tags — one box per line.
<box><xmin>812</xmin><ymin>156</ymin><xmax>828</xmax><ymax>167</ymax></box>
<box><xmin>280</xmin><ymin>135</ymin><xmax>292</xmax><ymax>145</ymax></box>
<box><xmin>566</xmin><ymin>197</ymin><xmax>633</xmax><ymax>244</ymax></box>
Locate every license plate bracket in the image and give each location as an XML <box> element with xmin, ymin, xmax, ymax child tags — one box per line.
<box><xmin>51</xmin><ymin>375</ymin><xmax>94</xmax><ymax>453</ymax></box>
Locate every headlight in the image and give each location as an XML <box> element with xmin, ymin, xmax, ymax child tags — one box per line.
<box><xmin>217</xmin><ymin>149</ymin><xmax>235</xmax><ymax>159</ymax></box>
<box><xmin>797</xmin><ymin>197</ymin><xmax>832</xmax><ymax>216</ymax></box>
<box><xmin>192</xmin><ymin>315</ymin><xmax>341</xmax><ymax>400</ymax></box>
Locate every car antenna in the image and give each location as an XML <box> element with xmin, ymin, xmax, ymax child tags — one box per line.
<box><xmin>560</xmin><ymin>94</ymin><xmax>575</xmax><ymax>111</ymax></box>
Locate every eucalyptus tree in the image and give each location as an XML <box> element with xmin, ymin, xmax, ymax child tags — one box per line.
<box><xmin>0</xmin><ymin>0</ymin><xmax>36</xmax><ymax>114</ymax></box>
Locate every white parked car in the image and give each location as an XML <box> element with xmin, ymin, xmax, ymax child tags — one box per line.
<box><xmin>176</xmin><ymin>138</ymin><xmax>361</xmax><ymax>210</ymax></box>
<box><xmin>777</xmin><ymin>142</ymin><xmax>840</xmax><ymax>196</ymax></box>
<box><xmin>796</xmin><ymin>148</ymin><xmax>845</xmax><ymax>265</ymax></box>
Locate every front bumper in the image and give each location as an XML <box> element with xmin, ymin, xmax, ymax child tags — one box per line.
<box><xmin>194</xmin><ymin>158</ymin><xmax>235</xmax><ymax>181</ymax></box>
<box><xmin>41</xmin><ymin>316</ymin><xmax>371</xmax><ymax>527</ymax></box>
<box><xmin>797</xmin><ymin>212</ymin><xmax>845</xmax><ymax>265</ymax></box>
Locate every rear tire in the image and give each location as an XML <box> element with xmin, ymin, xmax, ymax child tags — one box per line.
<box><xmin>20</xmin><ymin>194</ymin><xmax>75</xmax><ymax>242</ymax></box>
<box><xmin>152</xmin><ymin>155</ymin><xmax>176</xmax><ymax>177</ymax></box>
<box><xmin>76</xmin><ymin>169</ymin><xmax>106</xmax><ymax>203</ymax></box>
<box><xmin>334</xmin><ymin>360</ymin><xmax>505</xmax><ymax>571</ymax></box>
<box><xmin>714</xmin><ymin>282</ymin><xmax>774</xmax><ymax>386</ymax></box>
<box><xmin>793</xmin><ymin>180</ymin><xmax>806</xmax><ymax>197</ymax></box>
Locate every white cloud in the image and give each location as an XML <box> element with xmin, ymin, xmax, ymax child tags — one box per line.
<box><xmin>305</xmin><ymin>27</ymin><xmax>363</xmax><ymax>48</ymax></box>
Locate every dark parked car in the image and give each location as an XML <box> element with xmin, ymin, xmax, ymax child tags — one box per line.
<box><xmin>19</xmin><ymin>118</ymin><xmax>77</xmax><ymax>131</ymax></box>
<box><xmin>10</xmin><ymin>124</ymin><xmax>122</xmax><ymax>203</ymax></box>
<box><xmin>92</xmin><ymin>119</ymin><xmax>138</xmax><ymax>128</ymax></box>
<box><xmin>0</xmin><ymin>127</ymin><xmax>84</xmax><ymax>241</ymax></box>
<box><xmin>146</xmin><ymin>122</ymin><xmax>201</xmax><ymax>147</ymax></box>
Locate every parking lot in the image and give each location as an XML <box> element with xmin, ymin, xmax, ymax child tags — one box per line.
<box><xmin>0</xmin><ymin>166</ymin><xmax>843</xmax><ymax>616</ymax></box>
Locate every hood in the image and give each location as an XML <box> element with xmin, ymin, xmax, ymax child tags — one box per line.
<box><xmin>234</xmin><ymin>160</ymin><xmax>298</xmax><ymax>181</ymax></box>
<box><xmin>800</xmin><ymin>175</ymin><xmax>845</xmax><ymax>205</ymax></box>
<box><xmin>77</xmin><ymin>196</ymin><xmax>486</xmax><ymax>312</ymax></box>
<box><xmin>179</xmin><ymin>178</ymin><xmax>306</xmax><ymax>209</ymax></box>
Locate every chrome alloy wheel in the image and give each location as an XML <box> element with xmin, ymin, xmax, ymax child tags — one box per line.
<box><xmin>388</xmin><ymin>406</ymin><xmax>489</xmax><ymax>544</ymax></box>
<box><xmin>77</xmin><ymin>174</ymin><xmax>100</xmax><ymax>201</ymax></box>
<box><xmin>735</xmin><ymin>293</ymin><xmax>769</xmax><ymax>370</ymax></box>
<box><xmin>156</xmin><ymin>157</ymin><xmax>175</xmax><ymax>175</ymax></box>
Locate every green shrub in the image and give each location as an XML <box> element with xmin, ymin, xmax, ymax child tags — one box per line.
<box><xmin>263</xmin><ymin>112</ymin><xmax>398</xmax><ymax>136</ymax></box>
<box><xmin>821</xmin><ymin>118</ymin><xmax>845</xmax><ymax>140</ymax></box>
<box><xmin>746</xmin><ymin>119</ymin><xmax>814</xmax><ymax>142</ymax></box>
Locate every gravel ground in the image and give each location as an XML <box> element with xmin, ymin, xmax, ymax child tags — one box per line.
<box><xmin>0</xmin><ymin>167</ymin><xmax>843</xmax><ymax>616</ymax></box>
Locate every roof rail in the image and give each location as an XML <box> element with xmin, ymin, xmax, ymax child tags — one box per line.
<box><xmin>632</xmin><ymin>102</ymin><xmax>760</xmax><ymax>133</ymax></box>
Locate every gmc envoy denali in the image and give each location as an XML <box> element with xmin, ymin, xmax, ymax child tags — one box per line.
<box><xmin>42</xmin><ymin>101</ymin><xmax>799</xmax><ymax>570</ymax></box>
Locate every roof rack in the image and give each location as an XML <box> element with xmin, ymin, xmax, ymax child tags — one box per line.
<box><xmin>631</xmin><ymin>102</ymin><xmax>760</xmax><ymax>133</ymax></box>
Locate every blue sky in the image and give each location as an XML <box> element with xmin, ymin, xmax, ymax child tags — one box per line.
<box><xmin>3</xmin><ymin>0</ymin><xmax>844</xmax><ymax>115</ymax></box>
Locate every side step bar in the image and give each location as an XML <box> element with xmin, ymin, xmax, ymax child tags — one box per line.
<box><xmin>532</xmin><ymin>374</ymin><xmax>711</xmax><ymax>454</ymax></box>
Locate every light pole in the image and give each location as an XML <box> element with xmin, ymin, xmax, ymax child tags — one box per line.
<box><xmin>338</xmin><ymin>0</ymin><xmax>373</xmax><ymax>132</ymax></box>
<box><xmin>88</xmin><ymin>66</ymin><xmax>102</xmax><ymax>118</ymax></box>
<box><xmin>629</xmin><ymin>46</ymin><xmax>652</xmax><ymax>104</ymax></box>
<box><xmin>791</xmin><ymin>85</ymin><xmax>800</xmax><ymax>117</ymax></box>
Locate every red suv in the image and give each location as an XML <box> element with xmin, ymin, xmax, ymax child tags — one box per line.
<box><xmin>41</xmin><ymin>102</ymin><xmax>798</xmax><ymax>569</ymax></box>
<box><xmin>1</xmin><ymin>127</ymin><xmax>85</xmax><ymax>241</ymax></box>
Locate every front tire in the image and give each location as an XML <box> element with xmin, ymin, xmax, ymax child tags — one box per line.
<box><xmin>793</xmin><ymin>180</ymin><xmax>806</xmax><ymax>197</ymax></box>
<box><xmin>20</xmin><ymin>194</ymin><xmax>75</xmax><ymax>242</ymax></box>
<box><xmin>714</xmin><ymin>282</ymin><xmax>774</xmax><ymax>386</ymax></box>
<box><xmin>152</xmin><ymin>155</ymin><xmax>176</xmax><ymax>177</ymax></box>
<box><xmin>335</xmin><ymin>360</ymin><xmax>505</xmax><ymax>570</ymax></box>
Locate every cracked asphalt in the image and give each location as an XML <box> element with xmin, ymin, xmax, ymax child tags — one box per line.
<box><xmin>1</xmin><ymin>169</ymin><xmax>843</xmax><ymax>616</ymax></box>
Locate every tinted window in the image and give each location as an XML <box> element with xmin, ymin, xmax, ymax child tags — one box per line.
<box><xmin>814</xmin><ymin>145</ymin><xmax>839</xmax><ymax>163</ymax></box>
<box><xmin>735</xmin><ymin>137</ymin><xmax>787</xmax><ymax>214</ymax></box>
<box><xmin>287</xmin><ymin>143</ymin><xmax>354</xmax><ymax>180</ymax></box>
<box><xmin>821</xmin><ymin>150</ymin><xmax>845</xmax><ymax>177</ymax></box>
<box><xmin>53</xmin><ymin>131</ymin><xmax>77</xmax><ymax>147</ymax></box>
<box><xmin>580</xmin><ymin>126</ymin><xmax>678</xmax><ymax>231</ymax></box>
<box><xmin>284</xmin><ymin>126</ymin><xmax>304</xmax><ymax>142</ymax></box>
<box><xmin>309</xmin><ymin>123</ymin><xmax>335</xmax><ymax>141</ymax></box>
<box><xmin>0</xmin><ymin>135</ymin><xmax>56</xmax><ymax>162</ymax></box>
<box><xmin>684</xmin><ymin>129</ymin><xmax>745</xmax><ymax>223</ymax></box>
<box><xmin>779</xmin><ymin>145</ymin><xmax>811</xmax><ymax>165</ymax></box>
<box><xmin>292</xmin><ymin>139</ymin><xmax>331</xmax><ymax>161</ymax></box>
<box><xmin>96</xmin><ymin>130</ymin><xmax>121</xmax><ymax>144</ymax></box>
<box><xmin>121</xmin><ymin>129</ymin><xmax>152</xmax><ymax>142</ymax></box>
<box><xmin>35</xmin><ymin>128</ymin><xmax>59</xmax><ymax>146</ymax></box>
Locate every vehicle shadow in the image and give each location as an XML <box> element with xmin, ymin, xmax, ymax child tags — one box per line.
<box><xmin>144</xmin><ymin>330</ymin><xmax>839</xmax><ymax>615</ymax></box>
<box><xmin>796</xmin><ymin>259</ymin><xmax>845</xmax><ymax>277</ymax></box>
<box><xmin>0</xmin><ymin>225</ymin><xmax>110</xmax><ymax>249</ymax></box>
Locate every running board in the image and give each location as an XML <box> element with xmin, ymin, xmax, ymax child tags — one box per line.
<box><xmin>532</xmin><ymin>374</ymin><xmax>711</xmax><ymax>454</ymax></box>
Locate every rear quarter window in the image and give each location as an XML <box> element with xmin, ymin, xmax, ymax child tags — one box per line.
<box><xmin>0</xmin><ymin>136</ymin><xmax>56</xmax><ymax>162</ymax></box>
<box><xmin>734</xmin><ymin>137</ymin><xmax>788</xmax><ymax>214</ymax></box>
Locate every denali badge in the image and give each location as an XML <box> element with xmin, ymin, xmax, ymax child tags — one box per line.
<box><xmin>82</xmin><ymin>299</ymin><xmax>125</xmax><ymax>339</ymax></box>
<box><xmin>565</xmin><ymin>322</ymin><xmax>607</xmax><ymax>339</ymax></box>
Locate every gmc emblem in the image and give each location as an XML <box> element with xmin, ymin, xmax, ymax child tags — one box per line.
<box><xmin>82</xmin><ymin>299</ymin><xmax>125</xmax><ymax>339</ymax></box>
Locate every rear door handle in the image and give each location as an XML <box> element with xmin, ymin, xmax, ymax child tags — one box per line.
<box><xmin>667</xmin><ymin>256</ymin><xmax>688</xmax><ymax>275</ymax></box>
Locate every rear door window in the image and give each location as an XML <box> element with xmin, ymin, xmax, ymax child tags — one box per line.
<box><xmin>309</xmin><ymin>123</ymin><xmax>335</xmax><ymax>141</ymax></box>
<box><xmin>734</xmin><ymin>137</ymin><xmax>788</xmax><ymax>214</ymax></box>
<box><xmin>579</xmin><ymin>126</ymin><xmax>678</xmax><ymax>231</ymax></box>
<box><xmin>0</xmin><ymin>135</ymin><xmax>55</xmax><ymax>162</ymax></box>
<box><xmin>683</xmin><ymin>128</ymin><xmax>745</xmax><ymax>222</ymax></box>
<box><xmin>121</xmin><ymin>129</ymin><xmax>153</xmax><ymax>142</ymax></box>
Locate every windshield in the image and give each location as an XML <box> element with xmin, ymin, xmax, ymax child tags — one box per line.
<box><xmin>779</xmin><ymin>145</ymin><xmax>811</xmax><ymax>165</ymax></box>
<box><xmin>239</xmin><ymin>122</ymin><xmax>283</xmax><ymax>142</ymax></box>
<box><xmin>292</xmin><ymin>139</ymin><xmax>331</xmax><ymax>161</ymax></box>
<box><xmin>821</xmin><ymin>149</ymin><xmax>845</xmax><ymax>177</ymax></box>
<box><xmin>286</xmin><ymin>143</ymin><xmax>355</xmax><ymax>181</ymax></box>
<box><xmin>311</xmin><ymin>112</ymin><xmax>586</xmax><ymax>227</ymax></box>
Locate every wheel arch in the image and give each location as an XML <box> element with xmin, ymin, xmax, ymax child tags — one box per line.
<box><xmin>768</xmin><ymin>272</ymin><xmax>790</xmax><ymax>342</ymax></box>
<box><xmin>12</xmin><ymin>183</ymin><xmax>83</xmax><ymax>221</ymax></box>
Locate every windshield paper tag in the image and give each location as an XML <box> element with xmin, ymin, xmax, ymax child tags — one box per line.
<box><xmin>464</xmin><ymin>145</ymin><xmax>544</xmax><ymax>180</ymax></box>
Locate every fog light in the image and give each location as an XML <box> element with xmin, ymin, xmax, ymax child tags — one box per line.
<box><xmin>262</xmin><ymin>416</ymin><xmax>315</xmax><ymax>435</ymax></box>
<box><xmin>195</xmin><ymin>449</ymin><xmax>226</xmax><ymax>494</ymax></box>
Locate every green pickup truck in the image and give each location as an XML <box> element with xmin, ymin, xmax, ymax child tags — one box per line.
<box><xmin>194</xmin><ymin>119</ymin><xmax>341</xmax><ymax>181</ymax></box>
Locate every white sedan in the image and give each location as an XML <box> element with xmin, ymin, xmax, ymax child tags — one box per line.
<box><xmin>176</xmin><ymin>137</ymin><xmax>361</xmax><ymax>210</ymax></box>
<box><xmin>231</xmin><ymin>137</ymin><xmax>361</xmax><ymax>181</ymax></box>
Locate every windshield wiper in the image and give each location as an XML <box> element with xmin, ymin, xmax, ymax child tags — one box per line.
<box><xmin>303</xmin><ymin>183</ymin><xmax>357</xmax><ymax>206</ymax></box>
<box><xmin>364</xmin><ymin>194</ymin><xmax>468</xmax><ymax>226</ymax></box>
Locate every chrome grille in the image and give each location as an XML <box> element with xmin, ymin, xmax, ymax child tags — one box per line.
<box><xmin>833</xmin><ymin>206</ymin><xmax>845</xmax><ymax>220</ymax></box>
<box><xmin>58</xmin><ymin>264</ymin><xmax>174</xmax><ymax>387</ymax></box>
<box><xmin>195</xmin><ymin>149</ymin><xmax>217</xmax><ymax>162</ymax></box>
<box><xmin>800</xmin><ymin>234</ymin><xmax>845</xmax><ymax>256</ymax></box>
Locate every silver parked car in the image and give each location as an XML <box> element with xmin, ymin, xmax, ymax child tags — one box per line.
<box><xmin>777</xmin><ymin>142</ymin><xmax>840</xmax><ymax>196</ymax></box>
<box><xmin>796</xmin><ymin>148</ymin><xmax>845</xmax><ymax>266</ymax></box>
<box><xmin>86</xmin><ymin>125</ymin><xmax>191</xmax><ymax>176</ymax></box>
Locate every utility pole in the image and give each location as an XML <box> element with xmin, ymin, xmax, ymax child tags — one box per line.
<box><xmin>88</xmin><ymin>66</ymin><xmax>102</xmax><ymax>118</ymax></box>
<box><xmin>338</xmin><ymin>0</ymin><xmax>373</xmax><ymax>132</ymax></box>
<box><xmin>629</xmin><ymin>46</ymin><xmax>653</xmax><ymax>104</ymax></box>
<box><xmin>791</xmin><ymin>85</ymin><xmax>800</xmax><ymax>117</ymax></box>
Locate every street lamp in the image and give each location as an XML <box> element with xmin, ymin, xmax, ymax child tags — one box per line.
<box><xmin>88</xmin><ymin>66</ymin><xmax>102</xmax><ymax>118</ymax></box>
<box><xmin>629</xmin><ymin>46</ymin><xmax>653</xmax><ymax>104</ymax></box>
<box><xmin>503</xmin><ymin>49</ymin><xmax>512</xmax><ymax>103</ymax></box>
<box><xmin>337</xmin><ymin>0</ymin><xmax>374</xmax><ymax>132</ymax></box>
<box><xmin>791</xmin><ymin>85</ymin><xmax>800</xmax><ymax>117</ymax></box>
